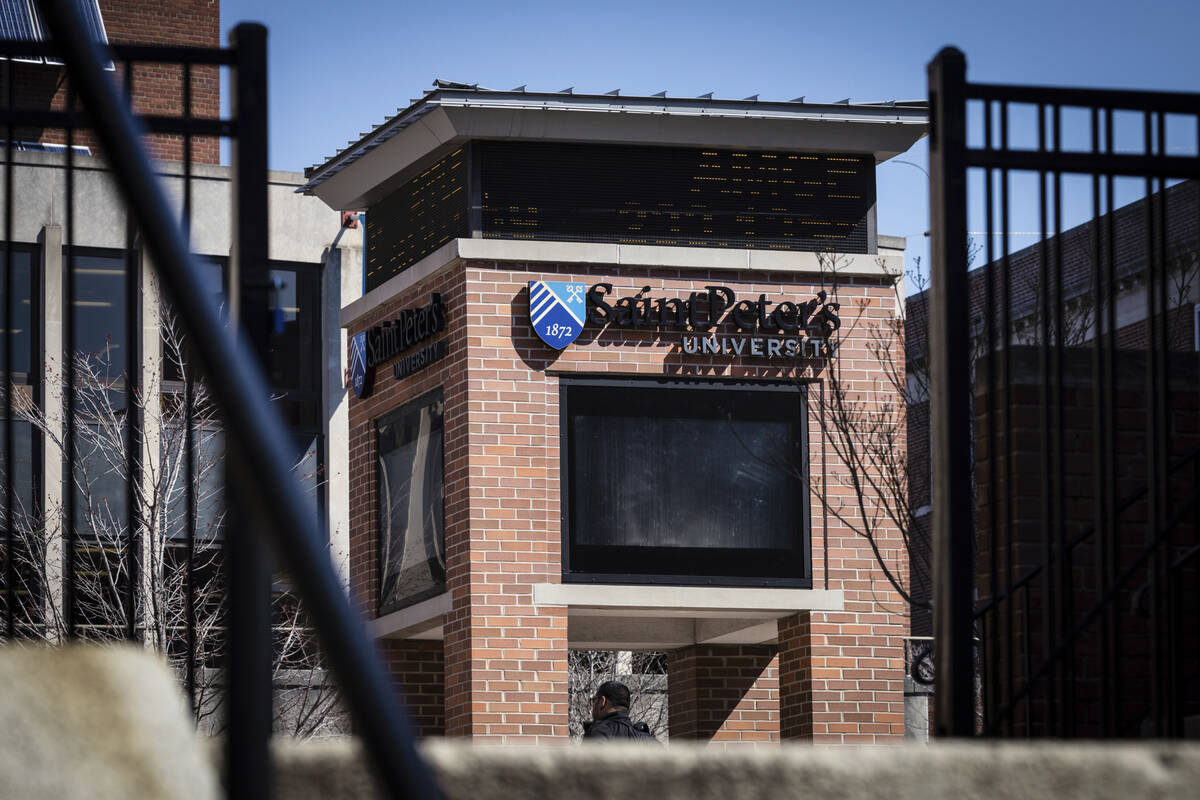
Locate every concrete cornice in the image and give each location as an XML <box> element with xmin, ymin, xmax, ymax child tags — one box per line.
<box><xmin>366</xmin><ymin>592</ymin><xmax>452</xmax><ymax>639</ymax></box>
<box><xmin>340</xmin><ymin>238</ymin><xmax>902</xmax><ymax>329</ymax></box>
<box><xmin>531</xmin><ymin>583</ymin><xmax>844</xmax><ymax>615</ymax></box>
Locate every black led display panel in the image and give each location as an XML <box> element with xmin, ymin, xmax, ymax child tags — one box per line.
<box><xmin>479</xmin><ymin>141</ymin><xmax>873</xmax><ymax>253</ymax></box>
<box><xmin>562</xmin><ymin>378</ymin><xmax>811</xmax><ymax>587</ymax></box>
<box><xmin>365</xmin><ymin>147</ymin><xmax>468</xmax><ymax>292</ymax></box>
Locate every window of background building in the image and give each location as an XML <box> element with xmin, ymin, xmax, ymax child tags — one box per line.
<box><xmin>161</xmin><ymin>259</ymin><xmax>324</xmax><ymax>525</ymax></box>
<box><xmin>72</xmin><ymin>250</ymin><xmax>129</xmax><ymax>381</ymax></box>
<box><xmin>0</xmin><ymin>245</ymin><xmax>40</xmax><ymax>632</ymax></box>
<box><xmin>377</xmin><ymin>389</ymin><xmax>445</xmax><ymax>615</ymax></box>
<box><xmin>162</xmin><ymin>256</ymin><xmax>225</xmax><ymax>383</ymax></box>
<box><xmin>562</xmin><ymin>378</ymin><xmax>811</xmax><ymax>586</ymax></box>
<box><xmin>0</xmin><ymin>245</ymin><xmax>39</xmax><ymax>519</ymax></box>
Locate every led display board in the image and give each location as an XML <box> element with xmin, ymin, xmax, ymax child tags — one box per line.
<box><xmin>480</xmin><ymin>142</ymin><xmax>873</xmax><ymax>254</ymax></box>
<box><xmin>364</xmin><ymin>142</ymin><xmax>875</xmax><ymax>292</ymax></box>
<box><xmin>364</xmin><ymin>148</ymin><xmax>468</xmax><ymax>291</ymax></box>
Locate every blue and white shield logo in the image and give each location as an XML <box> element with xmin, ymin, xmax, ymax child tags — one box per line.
<box><xmin>529</xmin><ymin>280</ymin><xmax>586</xmax><ymax>349</ymax></box>
<box><xmin>349</xmin><ymin>330</ymin><xmax>371</xmax><ymax>399</ymax></box>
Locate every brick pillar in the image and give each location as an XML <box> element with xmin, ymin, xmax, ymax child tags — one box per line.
<box><xmin>778</xmin><ymin>613</ymin><xmax>816</xmax><ymax>739</ymax></box>
<box><xmin>441</xmin><ymin>287</ymin><xmax>570</xmax><ymax>742</ymax></box>
<box><xmin>668</xmin><ymin>645</ymin><xmax>779</xmax><ymax>744</ymax></box>
<box><xmin>380</xmin><ymin>640</ymin><xmax>445</xmax><ymax>736</ymax></box>
<box><xmin>778</xmin><ymin>612</ymin><xmax>905</xmax><ymax>743</ymax></box>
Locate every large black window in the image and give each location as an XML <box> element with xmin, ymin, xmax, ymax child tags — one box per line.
<box><xmin>377</xmin><ymin>389</ymin><xmax>445</xmax><ymax>614</ymax></box>
<box><xmin>562</xmin><ymin>378</ymin><xmax>810</xmax><ymax>586</ymax></box>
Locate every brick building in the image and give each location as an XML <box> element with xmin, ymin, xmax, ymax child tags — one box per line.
<box><xmin>302</xmin><ymin>83</ymin><xmax>928</xmax><ymax>743</ymax></box>
<box><xmin>4</xmin><ymin>0</ymin><xmax>220</xmax><ymax>162</ymax></box>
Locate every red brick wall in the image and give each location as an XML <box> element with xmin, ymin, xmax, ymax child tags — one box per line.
<box><xmin>347</xmin><ymin>258</ymin><xmax>910</xmax><ymax>743</ymax></box>
<box><xmin>668</xmin><ymin>645</ymin><xmax>779</xmax><ymax>744</ymax></box>
<box><xmin>10</xmin><ymin>0</ymin><xmax>220</xmax><ymax>163</ymax></box>
<box><xmin>380</xmin><ymin>640</ymin><xmax>445</xmax><ymax>737</ymax></box>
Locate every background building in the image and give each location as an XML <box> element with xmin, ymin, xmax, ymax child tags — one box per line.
<box><xmin>0</xmin><ymin>0</ymin><xmax>362</xmax><ymax>734</ymax></box>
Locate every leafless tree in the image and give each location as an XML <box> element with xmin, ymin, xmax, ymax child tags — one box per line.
<box><xmin>1</xmin><ymin>314</ymin><xmax>343</xmax><ymax>738</ymax></box>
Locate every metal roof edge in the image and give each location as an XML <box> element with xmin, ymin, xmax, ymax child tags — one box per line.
<box><xmin>300</xmin><ymin>82</ymin><xmax>930</xmax><ymax>194</ymax></box>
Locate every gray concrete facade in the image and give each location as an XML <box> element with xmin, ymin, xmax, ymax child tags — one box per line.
<box><xmin>12</xmin><ymin>150</ymin><xmax>360</xmax><ymax>606</ymax></box>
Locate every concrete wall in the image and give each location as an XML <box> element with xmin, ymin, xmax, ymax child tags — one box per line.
<box><xmin>272</xmin><ymin>739</ymin><xmax>1200</xmax><ymax>800</ymax></box>
<box><xmin>14</xmin><ymin>151</ymin><xmax>359</xmax><ymax>601</ymax></box>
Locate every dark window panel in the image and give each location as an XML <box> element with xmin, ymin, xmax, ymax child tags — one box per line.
<box><xmin>71</xmin><ymin>252</ymin><xmax>128</xmax><ymax>381</ymax></box>
<box><xmin>162</xmin><ymin>256</ymin><xmax>225</xmax><ymax>383</ymax></box>
<box><xmin>563</xmin><ymin>379</ymin><xmax>811</xmax><ymax>586</ymax></box>
<box><xmin>163</xmin><ymin>425</ymin><xmax>226</xmax><ymax>542</ymax></box>
<box><xmin>0</xmin><ymin>418</ymin><xmax>42</xmax><ymax>634</ymax></box>
<box><xmin>0</xmin><ymin>246</ymin><xmax>35</xmax><ymax>378</ymax></box>
<box><xmin>70</xmin><ymin>421</ymin><xmax>128</xmax><ymax>538</ymax></box>
<box><xmin>377</xmin><ymin>389</ymin><xmax>445</xmax><ymax>615</ymax></box>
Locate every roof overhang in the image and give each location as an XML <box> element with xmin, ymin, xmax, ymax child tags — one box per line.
<box><xmin>301</xmin><ymin>90</ymin><xmax>928</xmax><ymax>211</ymax></box>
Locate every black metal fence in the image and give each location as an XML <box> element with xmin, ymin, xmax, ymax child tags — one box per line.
<box><xmin>0</xmin><ymin>0</ymin><xmax>438</xmax><ymax>796</ymax></box>
<box><xmin>929</xmin><ymin>47</ymin><xmax>1200</xmax><ymax>737</ymax></box>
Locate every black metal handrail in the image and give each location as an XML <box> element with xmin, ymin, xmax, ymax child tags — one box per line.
<box><xmin>30</xmin><ymin>1</ymin><xmax>441</xmax><ymax>797</ymax></box>
<box><xmin>973</xmin><ymin>443</ymin><xmax>1200</xmax><ymax>617</ymax></box>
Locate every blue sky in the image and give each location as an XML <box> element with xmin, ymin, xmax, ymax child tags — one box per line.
<box><xmin>221</xmin><ymin>0</ymin><xmax>1200</xmax><ymax>291</ymax></box>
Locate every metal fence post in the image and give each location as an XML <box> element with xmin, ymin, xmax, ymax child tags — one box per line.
<box><xmin>226</xmin><ymin>22</ymin><xmax>273</xmax><ymax>800</ymax></box>
<box><xmin>927</xmin><ymin>46</ymin><xmax>977</xmax><ymax>737</ymax></box>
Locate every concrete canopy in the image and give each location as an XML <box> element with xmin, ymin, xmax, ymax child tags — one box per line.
<box><xmin>300</xmin><ymin>87</ymin><xmax>928</xmax><ymax>212</ymax></box>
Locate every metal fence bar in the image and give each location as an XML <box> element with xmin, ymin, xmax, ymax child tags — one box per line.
<box><xmin>999</xmin><ymin>100</ymin><xmax>1015</xmax><ymax>738</ymax></box>
<box><xmin>965</xmin><ymin>150</ymin><xmax>1200</xmax><ymax>179</ymax></box>
<box><xmin>983</xmin><ymin>95</ymin><xmax>999</xmax><ymax>735</ymax></box>
<box><xmin>226</xmin><ymin>22</ymin><xmax>273</xmax><ymax>800</ymax></box>
<box><xmin>63</xmin><ymin>79</ymin><xmax>78</xmax><ymax>641</ymax></box>
<box><xmin>1101</xmin><ymin>107</ymin><xmax>1120</xmax><ymax>736</ymax></box>
<box><xmin>928</xmin><ymin>46</ymin><xmax>977</xmax><ymax>737</ymax></box>
<box><xmin>1035</xmin><ymin>103</ymin><xmax>1055</xmax><ymax>737</ymax></box>
<box><xmin>3</xmin><ymin>58</ymin><xmax>13</xmax><ymax>641</ymax></box>
<box><xmin>122</xmin><ymin>57</ymin><xmax>140</xmax><ymax>642</ymax></box>
<box><xmin>35</xmin><ymin>1</ymin><xmax>441</xmax><ymax>795</ymax></box>
<box><xmin>182</xmin><ymin>58</ymin><xmax>198</xmax><ymax>716</ymax></box>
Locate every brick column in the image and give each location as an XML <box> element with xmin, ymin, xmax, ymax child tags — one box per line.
<box><xmin>380</xmin><ymin>640</ymin><xmax>445</xmax><ymax>736</ymax></box>
<box><xmin>778</xmin><ymin>612</ymin><xmax>905</xmax><ymax>743</ymax></box>
<box><xmin>441</xmin><ymin>266</ymin><xmax>569</xmax><ymax>742</ymax></box>
<box><xmin>668</xmin><ymin>645</ymin><xmax>779</xmax><ymax>744</ymax></box>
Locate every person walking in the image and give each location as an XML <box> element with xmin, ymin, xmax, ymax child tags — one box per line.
<box><xmin>582</xmin><ymin>681</ymin><xmax>657</xmax><ymax>741</ymax></box>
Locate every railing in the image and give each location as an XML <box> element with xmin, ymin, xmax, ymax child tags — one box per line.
<box><xmin>0</xmin><ymin>0</ymin><xmax>440</xmax><ymax>796</ymax></box>
<box><xmin>928</xmin><ymin>47</ymin><xmax>1200</xmax><ymax>737</ymax></box>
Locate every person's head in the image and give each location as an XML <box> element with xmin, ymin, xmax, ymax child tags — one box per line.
<box><xmin>591</xmin><ymin>680</ymin><xmax>631</xmax><ymax>721</ymax></box>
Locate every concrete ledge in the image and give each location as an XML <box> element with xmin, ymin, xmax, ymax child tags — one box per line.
<box><xmin>533</xmin><ymin>583</ymin><xmax>844</xmax><ymax>614</ymax></box>
<box><xmin>340</xmin><ymin>237</ymin><xmax>902</xmax><ymax>328</ymax></box>
<box><xmin>0</xmin><ymin>645</ymin><xmax>217</xmax><ymax>800</ymax></box>
<box><xmin>366</xmin><ymin>592</ymin><xmax>452</xmax><ymax>640</ymax></box>
<box><xmin>272</xmin><ymin>739</ymin><xmax>1200</xmax><ymax>800</ymax></box>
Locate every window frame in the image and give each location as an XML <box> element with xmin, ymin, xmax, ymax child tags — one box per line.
<box><xmin>375</xmin><ymin>387</ymin><xmax>447</xmax><ymax>616</ymax></box>
<box><xmin>559</xmin><ymin>375</ymin><xmax>813</xmax><ymax>588</ymax></box>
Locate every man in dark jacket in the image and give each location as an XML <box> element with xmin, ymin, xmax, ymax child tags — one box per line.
<box><xmin>582</xmin><ymin>681</ymin><xmax>656</xmax><ymax>741</ymax></box>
